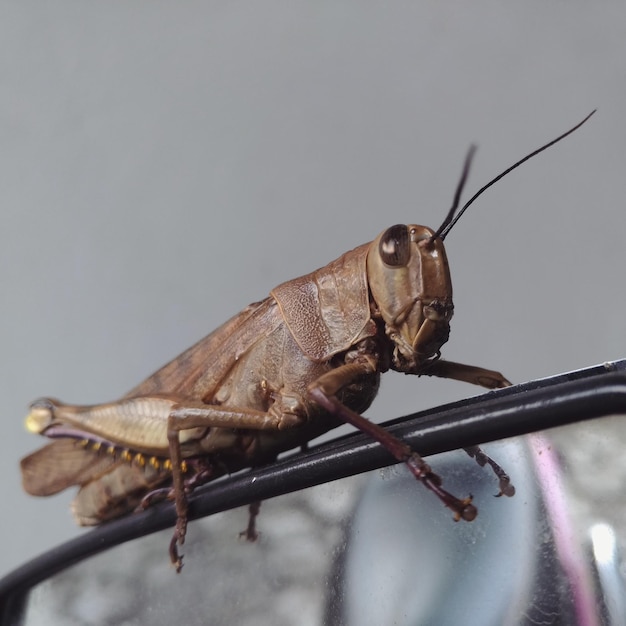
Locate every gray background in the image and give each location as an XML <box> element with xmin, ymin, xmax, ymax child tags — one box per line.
<box><xmin>1</xmin><ymin>2</ymin><xmax>625</xmax><ymax>581</ymax></box>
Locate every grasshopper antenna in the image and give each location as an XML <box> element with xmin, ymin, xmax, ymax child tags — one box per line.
<box><xmin>433</xmin><ymin>110</ymin><xmax>596</xmax><ymax>242</ymax></box>
<box><xmin>430</xmin><ymin>144</ymin><xmax>477</xmax><ymax>243</ymax></box>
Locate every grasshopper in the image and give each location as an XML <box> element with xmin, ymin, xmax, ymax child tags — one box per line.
<box><xmin>21</xmin><ymin>112</ymin><xmax>594</xmax><ymax>571</ymax></box>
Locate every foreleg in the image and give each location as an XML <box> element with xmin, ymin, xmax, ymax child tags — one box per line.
<box><xmin>308</xmin><ymin>358</ymin><xmax>477</xmax><ymax>523</ymax></box>
<box><xmin>422</xmin><ymin>359</ymin><xmax>516</xmax><ymax>496</ymax></box>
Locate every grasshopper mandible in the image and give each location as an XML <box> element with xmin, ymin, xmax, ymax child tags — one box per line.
<box><xmin>21</xmin><ymin>112</ymin><xmax>594</xmax><ymax>572</ymax></box>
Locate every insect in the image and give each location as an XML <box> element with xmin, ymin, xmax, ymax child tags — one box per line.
<box><xmin>21</xmin><ymin>112</ymin><xmax>594</xmax><ymax>572</ymax></box>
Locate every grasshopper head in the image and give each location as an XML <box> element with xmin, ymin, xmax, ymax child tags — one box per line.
<box><xmin>364</xmin><ymin>114</ymin><xmax>597</xmax><ymax>371</ymax></box>
<box><xmin>366</xmin><ymin>224</ymin><xmax>453</xmax><ymax>371</ymax></box>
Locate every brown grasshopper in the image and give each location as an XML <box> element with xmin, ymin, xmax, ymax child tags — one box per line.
<box><xmin>21</xmin><ymin>112</ymin><xmax>594</xmax><ymax>572</ymax></box>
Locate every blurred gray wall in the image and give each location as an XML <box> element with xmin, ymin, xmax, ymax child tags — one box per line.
<box><xmin>1</xmin><ymin>3</ymin><xmax>625</xmax><ymax>577</ymax></box>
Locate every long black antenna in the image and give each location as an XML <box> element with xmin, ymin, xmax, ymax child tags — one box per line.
<box><xmin>430</xmin><ymin>144</ymin><xmax>477</xmax><ymax>241</ymax></box>
<box><xmin>436</xmin><ymin>110</ymin><xmax>596</xmax><ymax>241</ymax></box>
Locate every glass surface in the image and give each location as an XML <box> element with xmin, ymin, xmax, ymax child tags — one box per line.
<box><xmin>23</xmin><ymin>478</ymin><xmax>363</xmax><ymax>626</ymax></box>
<box><xmin>15</xmin><ymin>415</ymin><xmax>626</xmax><ymax>625</ymax></box>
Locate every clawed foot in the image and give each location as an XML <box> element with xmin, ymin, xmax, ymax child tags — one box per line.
<box><xmin>451</xmin><ymin>496</ymin><xmax>478</xmax><ymax>522</ymax></box>
<box><xmin>135</xmin><ymin>487</ymin><xmax>174</xmax><ymax>513</ymax></box>
<box><xmin>495</xmin><ymin>475</ymin><xmax>516</xmax><ymax>498</ymax></box>
<box><xmin>239</xmin><ymin>501</ymin><xmax>261</xmax><ymax>541</ymax></box>
<box><xmin>464</xmin><ymin>446</ymin><xmax>516</xmax><ymax>498</ymax></box>
<box><xmin>169</xmin><ymin>533</ymin><xmax>184</xmax><ymax>573</ymax></box>
<box><xmin>169</xmin><ymin>517</ymin><xmax>188</xmax><ymax>573</ymax></box>
<box><xmin>406</xmin><ymin>454</ymin><xmax>477</xmax><ymax>522</ymax></box>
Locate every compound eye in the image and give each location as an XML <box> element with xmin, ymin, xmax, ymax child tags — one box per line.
<box><xmin>379</xmin><ymin>224</ymin><xmax>410</xmax><ymax>267</ymax></box>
